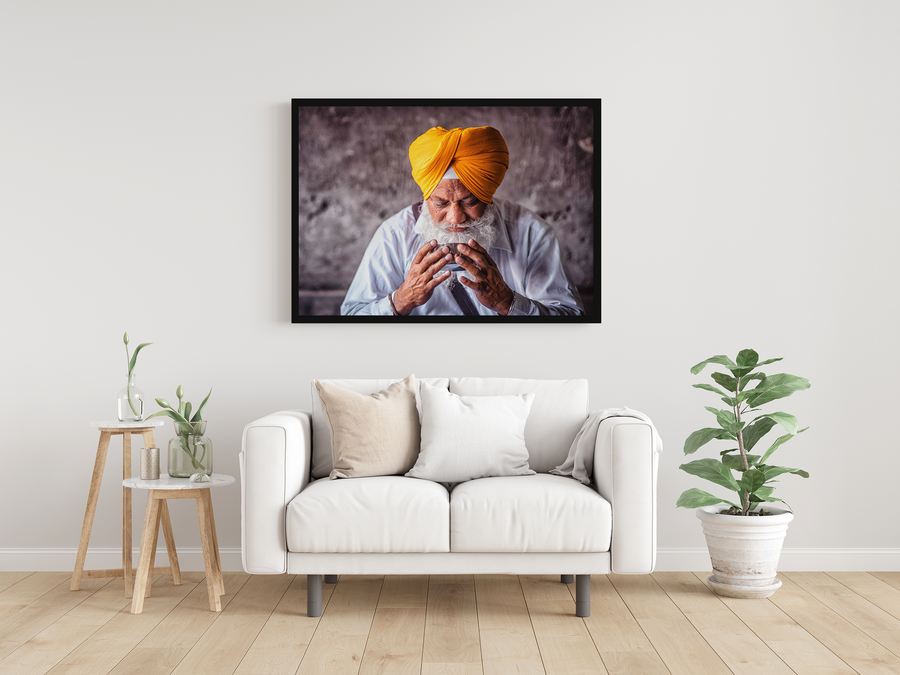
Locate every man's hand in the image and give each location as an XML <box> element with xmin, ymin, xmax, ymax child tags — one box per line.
<box><xmin>392</xmin><ymin>240</ymin><xmax>453</xmax><ymax>315</ymax></box>
<box><xmin>455</xmin><ymin>240</ymin><xmax>515</xmax><ymax>315</ymax></box>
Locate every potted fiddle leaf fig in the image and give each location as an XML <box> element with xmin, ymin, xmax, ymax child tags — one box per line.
<box><xmin>677</xmin><ymin>349</ymin><xmax>810</xmax><ymax>598</ymax></box>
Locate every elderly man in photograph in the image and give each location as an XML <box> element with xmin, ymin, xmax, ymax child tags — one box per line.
<box><xmin>340</xmin><ymin>125</ymin><xmax>586</xmax><ymax>316</ymax></box>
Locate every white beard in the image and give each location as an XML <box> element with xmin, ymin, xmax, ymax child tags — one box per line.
<box><xmin>414</xmin><ymin>202</ymin><xmax>500</xmax><ymax>251</ymax></box>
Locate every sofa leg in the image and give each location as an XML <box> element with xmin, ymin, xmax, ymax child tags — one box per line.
<box><xmin>575</xmin><ymin>574</ymin><xmax>590</xmax><ymax>617</ymax></box>
<box><xmin>307</xmin><ymin>574</ymin><xmax>322</xmax><ymax>617</ymax></box>
<box><xmin>560</xmin><ymin>574</ymin><xmax>574</xmax><ymax>584</ymax></box>
<box><xmin>324</xmin><ymin>575</ymin><xmax>338</xmax><ymax>584</ymax></box>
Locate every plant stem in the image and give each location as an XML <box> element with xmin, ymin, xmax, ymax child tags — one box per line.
<box><xmin>734</xmin><ymin>376</ymin><xmax>750</xmax><ymax>515</ymax></box>
<box><xmin>124</xmin><ymin>343</ymin><xmax>140</xmax><ymax>418</ymax></box>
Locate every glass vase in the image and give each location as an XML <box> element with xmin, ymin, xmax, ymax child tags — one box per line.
<box><xmin>167</xmin><ymin>420</ymin><xmax>213</xmax><ymax>478</ymax></box>
<box><xmin>117</xmin><ymin>372</ymin><xmax>144</xmax><ymax>422</ymax></box>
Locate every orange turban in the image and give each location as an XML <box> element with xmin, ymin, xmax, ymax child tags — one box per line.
<box><xmin>409</xmin><ymin>126</ymin><xmax>509</xmax><ymax>204</ymax></box>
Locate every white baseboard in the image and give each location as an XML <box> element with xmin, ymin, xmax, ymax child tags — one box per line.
<box><xmin>2</xmin><ymin>548</ymin><xmax>899</xmax><ymax>573</ymax></box>
<box><xmin>0</xmin><ymin>548</ymin><xmax>245</xmax><ymax>573</ymax></box>
<box><xmin>657</xmin><ymin>548</ymin><xmax>900</xmax><ymax>572</ymax></box>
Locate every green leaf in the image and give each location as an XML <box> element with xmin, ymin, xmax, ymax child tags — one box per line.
<box><xmin>759</xmin><ymin>412</ymin><xmax>799</xmax><ymax>435</ymax></box>
<box><xmin>128</xmin><ymin>342</ymin><xmax>152</xmax><ymax>375</ymax></box>
<box><xmin>684</xmin><ymin>428</ymin><xmax>734</xmax><ymax>455</ymax></box>
<box><xmin>679</xmin><ymin>458</ymin><xmax>741</xmax><ymax>493</ymax></box>
<box><xmin>736</xmin><ymin>349</ymin><xmax>759</xmax><ymax>370</ymax></box>
<box><xmin>741</xmin><ymin>417</ymin><xmax>777</xmax><ymax>451</ymax></box>
<box><xmin>759</xmin><ymin>432</ymin><xmax>796</xmax><ymax>464</ymax></box>
<box><xmin>705</xmin><ymin>406</ymin><xmax>742</xmax><ymax>434</ymax></box>
<box><xmin>756</xmin><ymin>357</ymin><xmax>784</xmax><ymax>368</ymax></box>
<box><xmin>184</xmin><ymin>402</ymin><xmax>192</xmax><ymax>422</ymax></box>
<box><xmin>751</xmin><ymin>495</ymin><xmax>786</xmax><ymax>506</ymax></box>
<box><xmin>721</xmin><ymin>453</ymin><xmax>761</xmax><ymax>471</ymax></box>
<box><xmin>738</xmin><ymin>372</ymin><xmax>765</xmax><ymax>391</ymax></box>
<box><xmin>690</xmin><ymin>355</ymin><xmax>737</xmax><ymax>375</ymax></box>
<box><xmin>743</xmin><ymin>373</ymin><xmax>811</xmax><ymax>408</ymax></box>
<box><xmin>676</xmin><ymin>488</ymin><xmax>739</xmax><ymax>509</ymax></box>
<box><xmin>738</xmin><ymin>468</ymin><xmax>767</xmax><ymax>495</ymax></box>
<box><xmin>711</xmin><ymin>372</ymin><xmax>738</xmax><ymax>393</ymax></box>
<box><xmin>693</xmin><ymin>383</ymin><xmax>728</xmax><ymax>397</ymax></box>
<box><xmin>732</xmin><ymin>349</ymin><xmax>759</xmax><ymax>377</ymax></box>
<box><xmin>145</xmin><ymin>408</ymin><xmax>190</xmax><ymax>424</ymax></box>
<box><xmin>191</xmin><ymin>388</ymin><xmax>213</xmax><ymax>422</ymax></box>
<box><xmin>762</xmin><ymin>465</ymin><xmax>810</xmax><ymax>480</ymax></box>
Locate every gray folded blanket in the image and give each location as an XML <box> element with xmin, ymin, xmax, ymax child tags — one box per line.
<box><xmin>551</xmin><ymin>407</ymin><xmax>663</xmax><ymax>485</ymax></box>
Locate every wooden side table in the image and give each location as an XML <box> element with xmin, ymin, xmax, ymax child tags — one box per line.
<box><xmin>125</xmin><ymin>473</ymin><xmax>235</xmax><ymax>614</ymax></box>
<box><xmin>72</xmin><ymin>420</ymin><xmax>178</xmax><ymax>597</ymax></box>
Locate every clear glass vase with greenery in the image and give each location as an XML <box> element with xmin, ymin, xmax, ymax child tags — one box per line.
<box><xmin>117</xmin><ymin>332</ymin><xmax>151</xmax><ymax>422</ymax></box>
<box><xmin>147</xmin><ymin>385</ymin><xmax>213</xmax><ymax>477</ymax></box>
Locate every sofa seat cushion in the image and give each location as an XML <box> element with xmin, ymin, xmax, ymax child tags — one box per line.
<box><xmin>450</xmin><ymin>474</ymin><xmax>612</xmax><ymax>553</ymax></box>
<box><xmin>286</xmin><ymin>476</ymin><xmax>450</xmax><ymax>553</ymax></box>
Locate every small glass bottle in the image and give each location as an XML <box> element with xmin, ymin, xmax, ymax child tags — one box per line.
<box><xmin>117</xmin><ymin>372</ymin><xmax>145</xmax><ymax>422</ymax></box>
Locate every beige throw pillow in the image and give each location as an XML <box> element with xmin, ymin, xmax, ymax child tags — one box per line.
<box><xmin>316</xmin><ymin>374</ymin><xmax>420</xmax><ymax>479</ymax></box>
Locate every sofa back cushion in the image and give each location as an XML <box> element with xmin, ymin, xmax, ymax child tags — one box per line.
<box><xmin>311</xmin><ymin>377</ymin><xmax>588</xmax><ymax>478</ymax></box>
<box><xmin>310</xmin><ymin>378</ymin><xmax>449</xmax><ymax>478</ymax></box>
<box><xmin>449</xmin><ymin>378</ymin><xmax>589</xmax><ymax>473</ymax></box>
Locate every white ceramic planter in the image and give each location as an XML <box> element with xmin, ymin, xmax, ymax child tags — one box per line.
<box><xmin>697</xmin><ymin>504</ymin><xmax>793</xmax><ymax>599</ymax></box>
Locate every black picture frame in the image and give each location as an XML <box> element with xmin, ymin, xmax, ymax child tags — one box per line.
<box><xmin>291</xmin><ymin>99</ymin><xmax>600</xmax><ymax>323</ymax></box>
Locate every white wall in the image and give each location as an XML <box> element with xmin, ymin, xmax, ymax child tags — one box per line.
<box><xmin>1</xmin><ymin>1</ymin><xmax>898</xmax><ymax>571</ymax></box>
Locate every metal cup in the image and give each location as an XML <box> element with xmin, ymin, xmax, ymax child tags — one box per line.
<box><xmin>140</xmin><ymin>446</ymin><xmax>160</xmax><ymax>480</ymax></box>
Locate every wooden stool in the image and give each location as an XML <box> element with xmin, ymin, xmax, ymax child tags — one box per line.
<box><xmin>125</xmin><ymin>474</ymin><xmax>235</xmax><ymax>614</ymax></box>
<box><xmin>71</xmin><ymin>421</ymin><xmax>178</xmax><ymax>597</ymax></box>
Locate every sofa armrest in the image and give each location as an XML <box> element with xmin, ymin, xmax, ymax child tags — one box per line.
<box><xmin>592</xmin><ymin>417</ymin><xmax>658</xmax><ymax>574</ymax></box>
<box><xmin>240</xmin><ymin>410</ymin><xmax>312</xmax><ymax>574</ymax></box>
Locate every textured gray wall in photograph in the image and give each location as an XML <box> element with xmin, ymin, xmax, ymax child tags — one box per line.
<box><xmin>295</xmin><ymin>104</ymin><xmax>595</xmax><ymax>316</ymax></box>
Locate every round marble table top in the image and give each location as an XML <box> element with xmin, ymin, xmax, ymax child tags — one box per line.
<box><xmin>91</xmin><ymin>420</ymin><xmax>165</xmax><ymax>429</ymax></box>
<box><xmin>123</xmin><ymin>473</ymin><xmax>235</xmax><ymax>490</ymax></box>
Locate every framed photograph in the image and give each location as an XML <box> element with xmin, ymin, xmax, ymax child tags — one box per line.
<box><xmin>292</xmin><ymin>99</ymin><xmax>600</xmax><ymax>323</ymax></box>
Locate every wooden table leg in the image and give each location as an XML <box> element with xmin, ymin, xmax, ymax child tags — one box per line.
<box><xmin>142</xmin><ymin>428</ymin><xmax>181</xmax><ymax>586</ymax></box>
<box><xmin>71</xmin><ymin>431</ymin><xmax>111</xmax><ymax>591</ymax></box>
<box><xmin>122</xmin><ymin>432</ymin><xmax>133</xmax><ymax>598</ymax></box>
<box><xmin>131</xmin><ymin>492</ymin><xmax>161</xmax><ymax>614</ymax></box>
<box><xmin>159</xmin><ymin>501</ymin><xmax>182</xmax><ymax>585</ymax></box>
<box><xmin>203</xmin><ymin>489</ymin><xmax>225</xmax><ymax>596</ymax></box>
<box><xmin>195</xmin><ymin>490</ymin><xmax>222</xmax><ymax>612</ymax></box>
<box><xmin>144</xmin><ymin>501</ymin><xmax>163</xmax><ymax>599</ymax></box>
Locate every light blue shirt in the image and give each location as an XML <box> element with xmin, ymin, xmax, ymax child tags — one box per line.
<box><xmin>341</xmin><ymin>199</ymin><xmax>585</xmax><ymax>316</ymax></box>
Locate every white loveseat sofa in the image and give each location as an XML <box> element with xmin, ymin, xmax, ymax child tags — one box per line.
<box><xmin>240</xmin><ymin>377</ymin><xmax>659</xmax><ymax>617</ymax></box>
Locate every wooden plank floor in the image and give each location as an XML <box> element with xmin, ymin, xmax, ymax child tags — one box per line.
<box><xmin>1</xmin><ymin>572</ymin><xmax>898</xmax><ymax>674</ymax></box>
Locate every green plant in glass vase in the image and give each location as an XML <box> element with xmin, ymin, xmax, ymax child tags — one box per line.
<box><xmin>677</xmin><ymin>349</ymin><xmax>810</xmax><ymax>516</ymax></box>
<box><xmin>117</xmin><ymin>332</ymin><xmax>151</xmax><ymax>421</ymax></box>
<box><xmin>147</xmin><ymin>385</ymin><xmax>213</xmax><ymax>476</ymax></box>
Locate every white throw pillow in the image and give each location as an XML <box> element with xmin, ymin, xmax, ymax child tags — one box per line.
<box><xmin>407</xmin><ymin>381</ymin><xmax>535</xmax><ymax>483</ymax></box>
<box><xmin>316</xmin><ymin>374</ymin><xmax>420</xmax><ymax>479</ymax></box>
